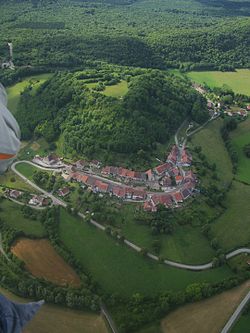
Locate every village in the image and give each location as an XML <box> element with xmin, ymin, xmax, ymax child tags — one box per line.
<box><xmin>20</xmin><ymin>142</ymin><xmax>198</xmax><ymax>213</ymax></box>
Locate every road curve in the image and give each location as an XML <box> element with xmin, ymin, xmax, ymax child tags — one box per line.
<box><xmin>221</xmin><ymin>290</ymin><xmax>250</xmax><ymax>333</ymax></box>
<box><xmin>11</xmin><ymin>161</ymin><xmax>67</xmax><ymax>208</ymax></box>
<box><xmin>10</xmin><ymin>160</ymin><xmax>250</xmax><ymax>271</ymax></box>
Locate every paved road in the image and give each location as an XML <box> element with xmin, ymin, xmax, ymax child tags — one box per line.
<box><xmin>221</xmin><ymin>290</ymin><xmax>250</xmax><ymax>333</ymax></box>
<box><xmin>11</xmin><ymin>161</ymin><xmax>67</xmax><ymax>208</ymax></box>
<box><xmin>10</xmin><ymin>161</ymin><xmax>250</xmax><ymax>272</ymax></box>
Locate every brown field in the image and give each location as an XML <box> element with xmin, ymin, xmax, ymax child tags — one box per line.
<box><xmin>11</xmin><ymin>238</ymin><xmax>81</xmax><ymax>287</ymax></box>
<box><xmin>161</xmin><ymin>281</ymin><xmax>250</xmax><ymax>333</ymax></box>
<box><xmin>0</xmin><ymin>288</ymin><xmax>109</xmax><ymax>333</ymax></box>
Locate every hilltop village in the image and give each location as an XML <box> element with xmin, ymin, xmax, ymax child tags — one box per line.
<box><xmin>30</xmin><ymin>143</ymin><xmax>197</xmax><ymax>212</ymax></box>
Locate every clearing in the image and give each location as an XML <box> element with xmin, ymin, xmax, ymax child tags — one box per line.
<box><xmin>0</xmin><ymin>287</ymin><xmax>108</xmax><ymax>333</ymax></box>
<box><xmin>6</xmin><ymin>73</ymin><xmax>52</xmax><ymax>114</ymax></box>
<box><xmin>187</xmin><ymin>69</ymin><xmax>250</xmax><ymax>96</ymax></box>
<box><xmin>231</xmin><ymin>117</ymin><xmax>250</xmax><ymax>184</ymax></box>
<box><xmin>103</xmin><ymin>80</ymin><xmax>128</xmax><ymax>98</ymax></box>
<box><xmin>11</xmin><ymin>238</ymin><xmax>81</xmax><ymax>287</ymax></box>
<box><xmin>160</xmin><ymin>280</ymin><xmax>250</xmax><ymax>333</ymax></box>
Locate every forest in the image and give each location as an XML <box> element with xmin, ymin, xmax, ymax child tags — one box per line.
<box><xmin>0</xmin><ymin>0</ymin><xmax>249</xmax><ymax>72</ymax></box>
<box><xmin>16</xmin><ymin>69</ymin><xmax>208</xmax><ymax>164</ymax></box>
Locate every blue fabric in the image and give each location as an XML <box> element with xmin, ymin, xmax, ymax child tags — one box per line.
<box><xmin>0</xmin><ymin>295</ymin><xmax>44</xmax><ymax>333</ymax></box>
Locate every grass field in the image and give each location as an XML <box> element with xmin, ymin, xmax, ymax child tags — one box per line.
<box><xmin>103</xmin><ymin>80</ymin><xmax>128</xmax><ymax>98</ymax></box>
<box><xmin>11</xmin><ymin>238</ymin><xmax>81</xmax><ymax>287</ymax></box>
<box><xmin>0</xmin><ymin>199</ymin><xmax>45</xmax><ymax>237</ymax></box>
<box><xmin>187</xmin><ymin>69</ymin><xmax>250</xmax><ymax>96</ymax></box>
<box><xmin>59</xmin><ymin>209</ymin><xmax>233</xmax><ymax>297</ymax></box>
<box><xmin>118</xmin><ymin>204</ymin><xmax>215</xmax><ymax>264</ymax></box>
<box><xmin>160</xmin><ymin>281</ymin><xmax>250</xmax><ymax>333</ymax></box>
<box><xmin>0</xmin><ymin>288</ymin><xmax>108</xmax><ymax>333</ymax></box>
<box><xmin>15</xmin><ymin>162</ymin><xmax>52</xmax><ymax>181</ymax></box>
<box><xmin>6</xmin><ymin>73</ymin><xmax>52</xmax><ymax>114</ymax></box>
<box><xmin>190</xmin><ymin>119</ymin><xmax>233</xmax><ymax>184</ymax></box>
<box><xmin>212</xmin><ymin>181</ymin><xmax>250</xmax><ymax>251</ymax></box>
<box><xmin>231</xmin><ymin>118</ymin><xmax>250</xmax><ymax>184</ymax></box>
<box><xmin>0</xmin><ymin>169</ymin><xmax>35</xmax><ymax>192</ymax></box>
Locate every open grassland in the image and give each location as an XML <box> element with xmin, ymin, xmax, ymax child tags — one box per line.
<box><xmin>212</xmin><ymin>181</ymin><xmax>250</xmax><ymax>251</ymax></box>
<box><xmin>190</xmin><ymin>119</ymin><xmax>233</xmax><ymax>184</ymax></box>
<box><xmin>0</xmin><ymin>288</ymin><xmax>108</xmax><ymax>333</ymax></box>
<box><xmin>15</xmin><ymin>162</ymin><xmax>51</xmax><ymax>181</ymax></box>
<box><xmin>11</xmin><ymin>238</ymin><xmax>81</xmax><ymax>287</ymax></box>
<box><xmin>232</xmin><ymin>311</ymin><xmax>250</xmax><ymax>333</ymax></box>
<box><xmin>118</xmin><ymin>204</ymin><xmax>215</xmax><ymax>265</ymax></box>
<box><xmin>103</xmin><ymin>80</ymin><xmax>128</xmax><ymax>98</ymax></box>
<box><xmin>231</xmin><ymin>118</ymin><xmax>250</xmax><ymax>184</ymax></box>
<box><xmin>160</xmin><ymin>280</ymin><xmax>250</xmax><ymax>333</ymax></box>
<box><xmin>187</xmin><ymin>69</ymin><xmax>250</xmax><ymax>96</ymax></box>
<box><xmin>0</xmin><ymin>169</ymin><xmax>35</xmax><ymax>192</ymax></box>
<box><xmin>0</xmin><ymin>199</ymin><xmax>45</xmax><ymax>237</ymax></box>
<box><xmin>6</xmin><ymin>73</ymin><xmax>52</xmax><ymax>114</ymax></box>
<box><xmin>59</xmin><ymin>209</ymin><xmax>232</xmax><ymax>297</ymax></box>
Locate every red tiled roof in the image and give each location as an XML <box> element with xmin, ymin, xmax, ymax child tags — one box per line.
<box><xmin>155</xmin><ymin>163</ymin><xmax>170</xmax><ymax>175</ymax></box>
<box><xmin>172</xmin><ymin>192</ymin><xmax>183</xmax><ymax>202</ymax></box>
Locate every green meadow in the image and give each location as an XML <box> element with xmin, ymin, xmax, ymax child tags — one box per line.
<box><xmin>103</xmin><ymin>80</ymin><xmax>128</xmax><ymax>98</ymax></box>
<box><xmin>6</xmin><ymin>73</ymin><xmax>52</xmax><ymax>114</ymax></box>
<box><xmin>187</xmin><ymin>69</ymin><xmax>250</xmax><ymax>96</ymax></box>
<box><xmin>231</xmin><ymin>118</ymin><xmax>250</xmax><ymax>184</ymax></box>
<box><xmin>0</xmin><ymin>199</ymin><xmax>45</xmax><ymax>237</ymax></box>
<box><xmin>59</xmin><ymin>209</ymin><xmax>232</xmax><ymax>298</ymax></box>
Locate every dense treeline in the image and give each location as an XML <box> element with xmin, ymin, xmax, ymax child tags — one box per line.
<box><xmin>16</xmin><ymin>70</ymin><xmax>209</xmax><ymax>162</ymax></box>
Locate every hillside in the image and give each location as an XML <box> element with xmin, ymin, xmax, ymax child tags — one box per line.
<box><xmin>16</xmin><ymin>70</ymin><xmax>208</xmax><ymax>164</ymax></box>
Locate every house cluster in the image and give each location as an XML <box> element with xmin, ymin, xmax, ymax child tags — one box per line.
<box><xmin>69</xmin><ymin>172</ymin><xmax>146</xmax><ymax>201</ymax></box>
<box><xmin>33</xmin><ymin>144</ymin><xmax>196</xmax><ymax>211</ymax></box>
<box><xmin>101</xmin><ymin>166</ymin><xmax>146</xmax><ymax>183</ymax></box>
<box><xmin>28</xmin><ymin>195</ymin><xmax>50</xmax><ymax>207</ymax></box>
<box><xmin>33</xmin><ymin>154</ymin><xmax>65</xmax><ymax>168</ymax></box>
<box><xmin>224</xmin><ymin>108</ymin><xmax>248</xmax><ymax>118</ymax></box>
<box><xmin>143</xmin><ymin>170</ymin><xmax>197</xmax><ymax>212</ymax></box>
<box><xmin>5</xmin><ymin>189</ymin><xmax>23</xmax><ymax>200</ymax></box>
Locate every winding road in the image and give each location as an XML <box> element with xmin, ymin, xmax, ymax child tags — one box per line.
<box><xmin>10</xmin><ymin>161</ymin><xmax>250</xmax><ymax>272</ymax></box>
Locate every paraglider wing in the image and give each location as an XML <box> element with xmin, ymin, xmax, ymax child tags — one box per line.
<box><xmin>0</xmin><ymin>83</ymin><xmax>20</xmax><ymax>174</ymax></box>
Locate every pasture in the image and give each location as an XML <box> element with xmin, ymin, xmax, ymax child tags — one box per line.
<box><xmin>6</xmin><ymin>73</ymin><xmax>52</xmax><ymax>114</ymax></box>
<box><xmin>212</xmin><ymin>181</ymin><xmax>250</xmax><ymax>251</ymax></box>
<box><xmin>187</xmin><ymin>69</ymin><xmax>250</xmax><ymax>96</ymax></box>
<box><xmin>11</xmin><ymin>238</ymin><xmax>81</xmax><ymax>287</ymax></box>
<box><xmin>118</xmin><ymin>204</ymin><xmax>215</xmax><ymax>264</ymax></box>
<box><xmin>15</xmin><ymin>162</ymin><xmax>52</xmax><ymax>181</ymax></box>
<box><xmin>0</xmin><ymin>199</ymin><xmax>45</xmax><ymax>237</ymax></box>
<box><xmin>231</xmin><ymin>117</ymin><xmax>250</xmax><ymax>184</ymax></box>
<box><xmin>0</xmin><ymin>288</ymin><xmax>108</xmax><ymax>333</ymax></box>
<box><xmin>190</xmin><ymin>118</ymin><xmax>233</xmax><ymax>184</ymax></box>
<box><xmin>59</xmin><ymin>209</ymin><xmax>232</xmax><ymax>297</ymax></box>
<box><xmin>103</xmin><ymin>80</ymin><xmax>128</xmax><ymax>98</ymax></box>
<box><xmin>160</xmin><ymin>281</ymin><xmax>250</xmax><ymax>333</ymax></box>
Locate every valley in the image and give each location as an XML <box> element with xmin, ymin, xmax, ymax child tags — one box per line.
<box><xmin>0</xmin><ymin>0</ymin><xmax>250</xmax><ymax>332</ymax></box>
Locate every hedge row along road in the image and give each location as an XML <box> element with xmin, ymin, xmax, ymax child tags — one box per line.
<box><xmin>11</xmin><ymin>161</ymin><xmax>250</xmax><ymax>272</ymax></box>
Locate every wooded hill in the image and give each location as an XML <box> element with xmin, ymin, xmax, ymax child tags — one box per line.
<box><xmin>16</xmin><ymin>70</ymin><xmax>208</xmax><ymax>163</ymax></box>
